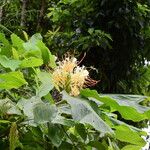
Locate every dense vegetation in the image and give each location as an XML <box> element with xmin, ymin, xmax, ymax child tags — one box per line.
<box><xmin>0</xmin><ymin>0</ymin><xmax>150</xmax><ymax>150</ymax></box>
<box><xmin>0</xmin><ymin>0</ymin><xmax>150</xmax><ymax>94</ymax></box>
<box><xmin>0</xmin><ymin>33</ymin><xmax>150</xmax><ymax>150</ymax></box>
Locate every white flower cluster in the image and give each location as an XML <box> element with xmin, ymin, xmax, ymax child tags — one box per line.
<box><xmin>52</xmin><ymin>57</ymin><xmax>89</xmax><ymax>96</ymax></box>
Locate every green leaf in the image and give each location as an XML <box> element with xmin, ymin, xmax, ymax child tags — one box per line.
<box><xmin>12</xmin><ymin>48</ymin><xmax>19</xmax><ymax>60</ymax></box>
<box><xmin>81</xmin><ymin>89</ymin><xmax>149</xmax><ymax>122</ymax></box>
<box><xmin>37</xmin><ymin>72</ymin><xmax>54</xmax><ymax>97</ymax></box>
<box><xmin>52</xmin><ymin>115</ymin><xmax>75</xmax><ymax>126</ymax></box>
<box><xmin>33</xmin><ymin>103</ymin><xmax>57</xmax><ymax>124</ymax></box>
<box><xmin>44</xmin><ymin>93</ymin><xmax>55</xmax><ymax>104</ymax></box>
<box><xmin>0</xmin><ymin>71</ymin><xmax>27</xmax><ymax>89</ymax></box>
<box><xmin>121</xmin><ymin>145</ymin><xmax>141</xmax><ymax>150</ymax></box>
<box><xmin>0</xmin><ymin>55</ymin><xmax>21</xmax><ymax>71</ymax></box>
<box><xmin>23</xmin><ymin>41</ymin><xmax>40</xmax><ymax>52</ymax></box>
<box><xmin>0</xmin><ymin>98</ymin><xmax>21</xmax><ymax>115</ymax></box>
<box><xmin>20</xmin><ymin>57</ymin><xmax>43</xmax><ymax>68</ymax></box>
<box><xmin>59</xmin><ymin>142</ymin><xmax>73</xmax><ymax>150</ymax></box>
<box><xmin>37</xmin><ymin>41</ymin><xmax>51</xmax><ymax>64</ymax></box>
<box><xmin>17</xmin><ymin>96</ymin><xmax>42</xmax><ymax>120</ymax></box>
<box><xmin>88</xmin><ymin>141</ymin><xmax>106</xmax><ymax>150</ymax></box>
<box><xmin>23</xmin><ymin>35</ymin><xmax>42</xmax><ymax>58</ymax></box>
<box><xmin>81</xmin><ymin>89</ymin><xmax>119</xmax><ymax>111</ymax></box>
<box><xmin>88</xmin><ymin>28</ymin><xmax>94</xmax><ymax>35</ymax></box>
<box><xmin>104</xmin><ymin>94</ymin><xmax>149</xmax><ymax>113</ymax></box>
<box><xmin>11</xmin><ymin>34</ymin><xmax>24</xmax><ymax>53</ymax></box>
<box><xmin>117</xmin><ymin>106</ymin><xmax>146</xmax><ymax>122</ymax></box>
<box><xmin>48</xmin><ymin>52</ymin><xmax>57</xmax><ymax>68</ymax></box>
<box><xmin>0</xmin><ymin>120</ymin><xmax>10</xmax><ymax>124</ymax></box>
<box><xmin>30</xmin><ymin>33</ymin><xmax>43</xmax><ymax>43</ymax></box>
<box><xmin>114</xmin><ymin>125</ymin><xmax>146</xmax><ymax>147</ymax></box>
<box><xmin>48</xmin><ymin>123</ymin><xmax>64</xmax><ymax>147</ymax></box>
<box><xmin>75</xmin><ymin>124</ymin><xmax>87</xmax><ymax>141</ymax></box>
<box><xmin>23</xmin><ymin>48</ymin><xmax>42</xmax><ymax>58</ymax></box>
<box><xmin>62</xmin><ymin>91</ymin><xmax>113</xmax><ymax>134</ymax></box>
<box><xmin>0</xmin><ymin>98</ymin><xmax>12</xmax><ymax>116</ymax></box>
<box><xmin>0</xmin><ymin>33</ymin><xmax>12</xmax><ymax>57</ymax></box>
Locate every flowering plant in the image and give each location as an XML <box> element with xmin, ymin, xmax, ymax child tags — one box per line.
<box><xmin>52</xmin><ymin>56</ymin><xmax>98</xmax><ymax>96</ymax></box>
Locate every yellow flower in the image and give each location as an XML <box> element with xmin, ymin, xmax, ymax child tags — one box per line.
<box><xmin>71</xmin><ymin>67</ymin><xmax>88</xmax><ymax>86</ymax></box>
<box><xmin>70</xmin><ymin>86</ymin><xmax>80</xmax><ymax>96</ymax></box>
<box><xmin>58</xmin><ymin>57</ymin><xmax>77</xmax><ymax>73</ymax></box>
<box><xmin>52</xmin><ymin>56</ymin><xmax>97</xmax><ymax>96</ymax></box>
<box><xmin>52</xmin><ymin>69</ymin><xmax>68</xmax><ymax>89</ymax></box>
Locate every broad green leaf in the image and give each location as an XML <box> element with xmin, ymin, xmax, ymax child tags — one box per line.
<box><xmin>88</xmin><ymin>141</ymin><xmax>106</xmax><ymax>150</ymax></box>
<box><xmin>59</xmin><ymin>142</ymin><xmax>73</xmax><ymax>150</ymax></box>
<box><xmin>0</xmin><ymin>71</ymin><xmax>27</xmax><ymax>89</ymax></box>
<box><xmin>114</xmin><ymin>125</ymin><xmax>146</xmax><ymax>147</ymax></box>
<box><xmin>37</xmin><ymin>40</ymin><xmax>56</xmax><ymax>67</ymax></box>
<box><xmin>81</xmin><ymin>89</ymin><xmax>149</xmax><ymax>122</ymax></box>
<box><xmin>104</xmin><ymin>94</ymin><xmax>149</xmax><ymax>113</ymax></box>
<box><xmin>104</xmin><ymin>94</ymin><xmax>150</xmax><ymax>119</ymax></box>
<box><xmin>37</xmin><ymin>72</ymin><xmax>54</xmax><ymax>97</ymax></box>
<box><xmin>0</xmin><ymin>33</ymin><xmax>12</xmax><ymax>57</ymax></box>
<box><xmin>0</xmin><ymin>120</ymin><xmax>10</xmax><ymax>124</ymax></box>
<box><xmin>23</xmin><ymin>42</ymin><xmax>40</xmax><ymax>52</ymax></box>
<box><xmin>33</xmin><ymin>103</ymin><xmax>57</xmax><ymax>124</ymax></box>
<box><xmin>23</xmin><ymin>146</ymin><xmax>45</xmax><ymax>150</ymax></box>
<box><xmin>75</xmin><ymin>123</ymin><xmax>87</xmax><ymax>141</ymax></box>
<box><xmin>0</xmin><ymin>98</ymin><xmax>12</xmax><ymax>116</ymax></box>
<box><xmin>11</xmin><ymin>34</ymin><xmax>24</xmax><ymax>53</ymax></box>
<box><xmin>57</xmin><ymin>104</ymin><xmax>72</xmax><ymax>116</ymax></box>
<box><xmin>118</xmin><ymin>106</ymin><xmax>146</xmax><ymax>122</ymax></box>
<box><xmin>81</xmin><ymin>89</ymin><xmax>119</xmax><ymax>111</ymax></box>
<box><xmin>0</xmin><ymin>55</ymin><xmax>21</xmax><ymax>71</ymax></box>
<box><xmin>23</xmin><ymin>39</ymin><xmax>42</xmax><ymax>58</ymax></box>
<box><xmin>48</xmin><ymin>123</ymin><xmax>64</xmax><ymax>147</ymax></box>
<box><xmin>12</xmin><ymin>48</ymin><xmax>19</xmax><ymax>60</ymax></box>
<box><xmin>20</xmin><ymin>57</ymin><xmax>43</xmax><ymax>68</ymax></box>
<box><xmin>17</xmin><ymin>96</ymin><xmax>42</xmax><ymax>120</ymax></box>
<box><xmin>30</xmin><ymin>33</ymin><xmax>43</xmax><ymax>43</ymax></box>
<box><xmin>22</xmin><ymin>33</ymin><xmax>42</xmax><ymax>56</ymax></box>
<box><xmin>88</xmin><ymin>28</ymin><xmax>94</xmax><ymax>35</ymax></box>
<box><xmin>52</xmin><ymin>115</ymin><xmax>75</xmax><ymax>126</ymax></box>
<box><xmin>49</xmin><ymin>52</ymin><xmax>57</xmax><ymax>68</ymax></box>
<box><xmin>62</xmin><ymin>92</ymin><xmax>113</xmax><ymax>134</ymax></box>
<box><xmin>37</xmin><ymin>41</ymin><xmax>51</xmax><ymax>64</ymax></box>
<box><xmin>121</xmin><ymin>145</ymin><xmax>141</xmax><ymax>150</ymax></box>
<box><xmin>110</xmin><ymin>117</ymin><xmax>146</xmax><ymax>134</ymax></box>
<box><xmin>23</xmin><ymin>49</ymin><xmax>42</xmax><ymax>58</ymax></box>
<box><xmin>0</xmin><ymin>33</ymin><xmax>9</xmax><ymax>45</ymax></box>
<box><xmin>0</xmin><ymin>98</ymin><xmax>21</xmax><ymax>115</ymax></box>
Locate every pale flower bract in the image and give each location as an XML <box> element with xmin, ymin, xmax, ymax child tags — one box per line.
<box><xmin>52</xmin><ymin>56</ymin><xmax>95</xmax><ymax>96</ymax></box>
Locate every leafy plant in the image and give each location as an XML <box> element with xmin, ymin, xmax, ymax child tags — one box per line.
<box><xmin>0</xmin><ymin>33</ymin><xmax>150</xmax><ymax>150</ymax></box>
<box><xmin>46</xmin><ymin>0</ymin><xmax>150</xmax><ymax>94</ymax></box>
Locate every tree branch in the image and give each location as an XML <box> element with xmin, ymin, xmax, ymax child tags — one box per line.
<box><xmin>20</xmin><ymin>0</ymin><xmax>28</xmax><ymax>27</ymax></box>
<box><xmin>36</xmin><ymin>0</ymin><xmax>46</xmax><ymax>31</ymax></box>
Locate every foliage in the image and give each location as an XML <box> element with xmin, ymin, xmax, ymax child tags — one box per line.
<box><xmin>46</xmin><ymin>0</ymin><xmax>150</xmax><ymax>94</ymax></box>
<box><xmin>117</xmin><ymin>66</ymin><xmax>150</xmax><ymax>96</ymax></box>
<box><xmin>0</xmin><ymin>33</ymin><xmax>150</xmax><ymax>150</ymax></box>
<box><xmin>0</xmin><ymin>0</ymin><xmax>49</xmax><ymax>35</ymax></box>
<box><xmin>0</xmin><ymin>0</ymin><xmax>150</xmax><ymax>94</ymax></box>
<box><xmin>46</xmin><ymin>0</ymin><xmax>112</xmax><ymax>54</ymax></box>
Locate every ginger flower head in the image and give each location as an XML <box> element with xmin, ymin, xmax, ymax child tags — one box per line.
<box><xmin>52</xmin><ymin>56</ymin><xmax>98</xmax><ymax>96</ymax></box>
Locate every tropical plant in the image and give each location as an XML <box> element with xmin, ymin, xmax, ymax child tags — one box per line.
<box><xmin>0</xmin><ymin>33</ymin><xmax>150</xmax><ymax>150</ymax></box>
<box><xmin>1</xmin><ymin>0</ymin><xmax>150</xmax><ymax>95</ymax></box>
<box><xmin>46</xmin><ymin>0</ymin><xmax>150</xmax><ymax>94</ymax></box>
